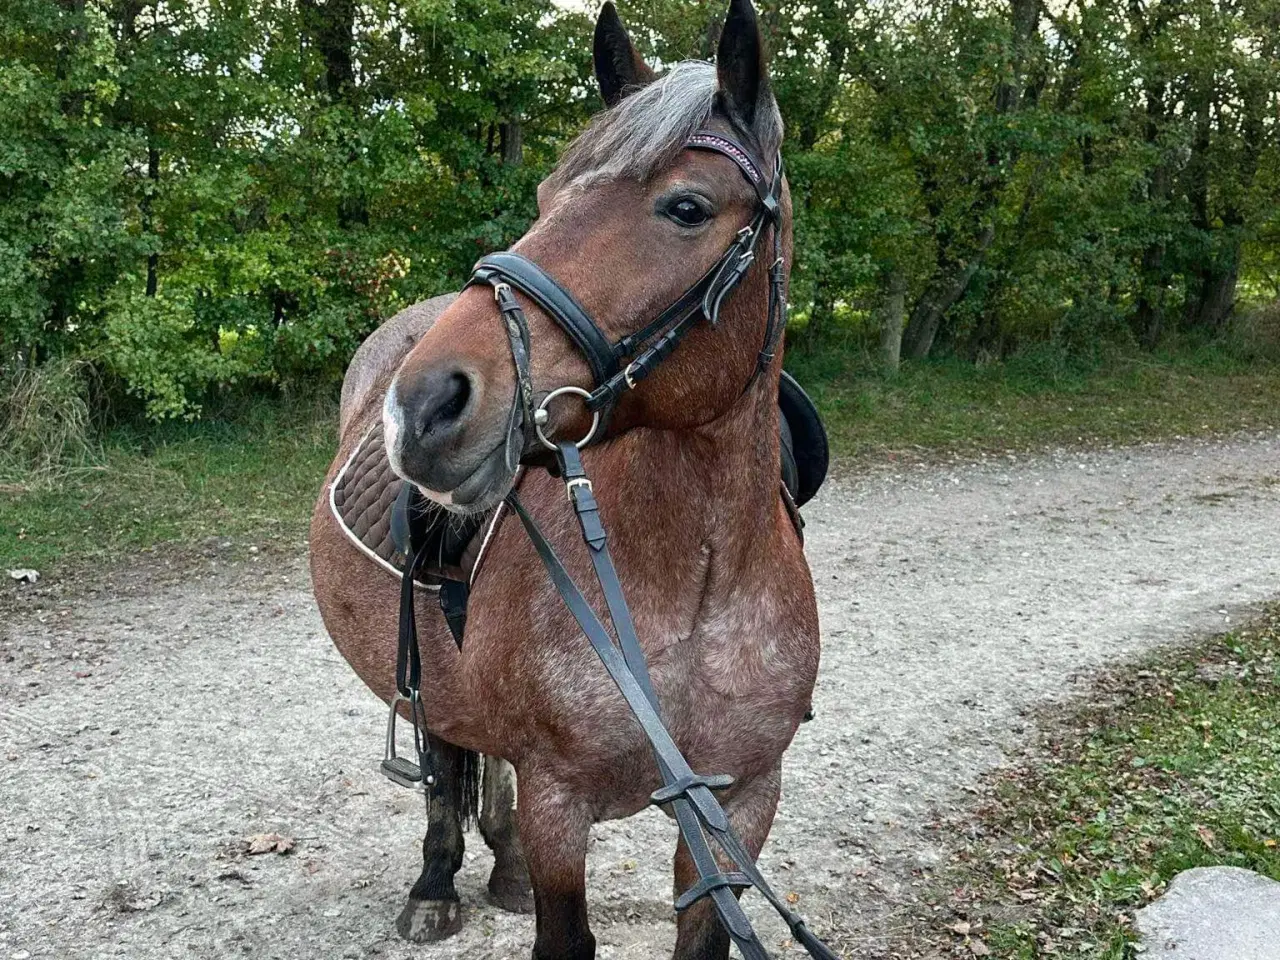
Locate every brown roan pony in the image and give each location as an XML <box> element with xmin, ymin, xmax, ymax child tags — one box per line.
<box><xmin>310</xmin><ymin>1</ymin><xmax>823</xmax><ymax>956</ymax></box>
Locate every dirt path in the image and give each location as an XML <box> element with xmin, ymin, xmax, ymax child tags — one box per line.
<box><xmin>3</xmin><ymin>433</ymin><xmax>1279</xmax><ymax>960</ymax></box>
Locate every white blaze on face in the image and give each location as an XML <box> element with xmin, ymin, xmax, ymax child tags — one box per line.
<box><xmin>382</xmin><ymin>381</ymin><xmax>456</xmax><ymax>507</ymax></box>
<box><xmin>382</xmin><ymin>382</ymin><xmax>406</xmax><ymax>476</ymax></box>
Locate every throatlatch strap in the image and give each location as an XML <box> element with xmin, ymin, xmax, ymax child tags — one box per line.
<box><xmin>504</xmin><ymin>447</ymin><xmax>838</xmax><ymax>960</ymax></box>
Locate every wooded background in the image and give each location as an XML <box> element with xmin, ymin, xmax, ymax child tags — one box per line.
<box><xmin>4</xmin><ymin>0</ymin><xmax>1278</xmax><ymax>418</ymax></box>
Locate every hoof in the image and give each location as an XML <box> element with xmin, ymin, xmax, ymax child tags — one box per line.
<box><xmin>487</xmin><ymin>872</ymin><xmax>534</xmax><ymax>914</ymax></box>
<box><xmin>396</xmin><ymin>896</ymin><xmax>464</xmax><ymax>942</ymax></box>
<box><xmin>487</xmin><ymin>870</ymin><xmax>535</xmax><ymax>914</ymax></box>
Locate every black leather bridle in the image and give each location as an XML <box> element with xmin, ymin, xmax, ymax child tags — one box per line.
<box><xmin>465</xmin><ymin>129</ymin><xmax>787</xmax><ymax>461</ymax></box>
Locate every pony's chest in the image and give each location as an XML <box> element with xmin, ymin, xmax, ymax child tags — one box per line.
<box><xmin>638</xmin><ymin>550</ymin><xmax>808</xmax><ymax>694</ymax></box>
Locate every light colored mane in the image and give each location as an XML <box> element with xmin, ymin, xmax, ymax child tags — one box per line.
<box><xmin>549</xmin><ymin>60</ymin><xmax>782</xmax><ymax>189</ymax></box>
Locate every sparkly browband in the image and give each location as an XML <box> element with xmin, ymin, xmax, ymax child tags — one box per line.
<box><xmin>685</xmin><ymin>132</ymin><xmax>764</xmax><ymax>185</ymax></box>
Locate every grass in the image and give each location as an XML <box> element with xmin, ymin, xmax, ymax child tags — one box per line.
<box><xmin>0</xmin><ymin>358</ymin><xmax>98</xmax><ymax>483</ymax></box>
<box><xmin>3</xmin><ymin>342</ymin><xmax>1280</xmax><ymax>571</ymax></box>
<box><xmin>907</xmin><ymin>605</ymin><xmax>1280</xmax><ymax>959</ymax></box>
<box><xmin>0</xmin><ymin>392</ymin><xmax>336</xmax><ymax>571</ymax></box>
<box><xmin>788</xmin><ymin>343</ymin><xmax>1280</xmax><ymax>461</ymax></box>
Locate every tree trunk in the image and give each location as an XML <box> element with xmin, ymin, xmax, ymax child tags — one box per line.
<box><xmin>901</xmin><ymin>0</ymin><xmax>1039</xmax><ymax>360</ymax></box>
<box><xmin>1198</xmin><ymin>258</ymin><xmax>1240</xmax><ymax>332</ymax></box>
<box><xmin>698</xmin><ymin>13</ymin><xmax>720</xmax><ymax>60</ymax></box>
<box><xmin>144</xmin><ymin>143</ymin><xmax>159</xmax><ymax>296</ymax></box>
<box><xmin>901</xmin><ymin>224</ymin><xmax>994</xmax><ymax>359</ymax></box>
<box><xmin>306</xmin><ymin>0</ymin><xmax>356</xmax><ymax>100</ymax></box>
<box><xmin>1127</xmin><ymin>0</ymin><xmax>1182</xmax><ymax>350</ymax></box>
<box><xmin>1134</xmin><ymin>241</ymin><xmax>1166</xmax><ymax>350</ymax></box>
<box><xmin>499</xmin><ymin>120</ymin><xmax>523</xmax><ymax>167</ymax></box>
<box><xmin>1187</xmin><ymin>240</ymin><xmax>1242</xmax><ymax>333</ymax></box>
<box><xmin>56</xmin><ymin>0</ymin><xmax>88</xmax><ymax>116</ymax></box>
<box><xmin>877</xmin><ymin>270</ymin><xmax>906</xmax><ymax>373</ymax></box>
<box><xmin>302</xmin><ymin>0</ymin><xmax>364</xmax><ymax>226</ymax></box>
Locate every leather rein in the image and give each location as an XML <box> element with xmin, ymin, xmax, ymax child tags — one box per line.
<box><xmin>386</xmin><ymin>130</ymin><xmax>837</xmax><ymax>960</ymax></box>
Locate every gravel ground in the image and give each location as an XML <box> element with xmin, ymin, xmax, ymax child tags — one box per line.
<box><xmin>3</xmin><ymin>432</ymin><xmax>1279</xmax><ymax>960</ymax></box>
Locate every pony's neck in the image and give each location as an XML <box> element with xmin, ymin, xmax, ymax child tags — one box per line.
<box><xmin>698</xmin><ymin>366</ymin><xmax>783</xmax><ymax>510</ymax></box>
<box><xmin>623</xmin><ymin>363</ymin><xmax>784</xmax><ymax>562</ymax></box>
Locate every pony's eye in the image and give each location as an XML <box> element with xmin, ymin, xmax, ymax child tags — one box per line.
<box><xmin>666</xmin><ymin>197</ymin><xmax>710</xmax><ymax>227</ymax></box>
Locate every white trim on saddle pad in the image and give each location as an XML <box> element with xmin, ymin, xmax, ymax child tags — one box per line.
<box><xmin>329</xmin><ymin>425</ymin><xmax>440</xmax><ymax>591</ymax></box>
<box><xmin>468</xmin><ymin>468</ymin><xmax>523</xmax><ymax>588</ymax></box>
<box><xmin>329</xmin><ymin>424</ymin><xmax>510</xmax><ymax>594</ymax></box>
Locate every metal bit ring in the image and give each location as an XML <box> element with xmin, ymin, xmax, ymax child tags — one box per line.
<box><xmin>534</xmin><ymin>386</ymin><xmax>600</xmax><ymax>452</ymax></box>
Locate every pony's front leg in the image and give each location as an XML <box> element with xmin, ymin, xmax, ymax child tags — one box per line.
<box><xmin>480</xmin><ymin>755</ymin><xmax>534</xmax><ymax>913</ymax></box>
<box><xmin>396</xmin><ymin>734</ymin><xmax>470</xmax><ymax>942</ymax></box>
<box><xmin>670</xmin><ymin>766</ymin><xmax>782</xmax><ymax>960</ymax></box>
<box><xmin>518</xmin><ymin>769</ymin><xmax>595</xmax><ymax>960</ymax></box>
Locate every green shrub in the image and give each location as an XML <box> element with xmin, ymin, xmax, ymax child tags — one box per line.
<box><xmin>0</xmin><ymin>358</ymin><xmax>99</xmax><ymax>485</ymax></box>
<box><xmin>1229</xmin><ymin>302</ymin><xmax>1280</xmax><ymax>363</ymax></box>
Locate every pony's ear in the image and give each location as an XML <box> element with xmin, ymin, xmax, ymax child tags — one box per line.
<box><xmin>593</xmin><ymin>3</ymin><xmax>656</xmax><ymax>107</ymax></box>
<box><xmin>716</xmin><ymin>0</ymin><xmax>771</xmax><ymax>130</ymax></box>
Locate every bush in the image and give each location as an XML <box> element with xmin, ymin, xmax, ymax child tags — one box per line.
<box><xmin>0</xmin><ymin>358</ymin><xmax>99</xmax><ymax>485</ymax></box>
<box><xmin>1228</xmin><ymin>302</ymin><xmax>1280</xmax><ymax>364</ymax></box>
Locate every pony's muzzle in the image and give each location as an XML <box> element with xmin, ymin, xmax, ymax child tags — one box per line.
<box><xmin>384</xmin><ymin>361</ymin><xmax>517</xmax><ymax>511</ymax></box>
<box><xmin>384</xmin><ymin>364</ymin><xmax>476</xmax><ymax>488</ymax></box>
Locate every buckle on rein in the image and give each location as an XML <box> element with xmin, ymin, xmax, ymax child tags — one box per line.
<box><xmin>381</xmin><ymin>688</ymin><xmax>435</xmax><ymax>792</ymax></box>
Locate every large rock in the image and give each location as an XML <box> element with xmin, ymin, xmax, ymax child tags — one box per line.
<box><xmin>1136</xmin><ymin>866</ymin><xmax>1280</xmax><ymax>959</ymax></box>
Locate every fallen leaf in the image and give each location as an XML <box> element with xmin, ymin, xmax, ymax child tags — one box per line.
<box><xmin>1194</xmin><ymin>824</ymin><xmax>1217</xmax><ymax>850</ymax></box>
<box><xmin>7</xmin><ymin>568</ymin><xmax>40</xmax><ymax>583</ymax></box>
<box><xmin>246</xmin><ymin>832</ymin><xmax>295</xmax><ymax>855</ymax></box>
<box><xmin>970</xmin><ymin>941</ymin><xmax>991</xmax><ymax>956</ymax></box>
<box><xmin>950</xmin><ymin>920</ymin><xmax>971</xmax><ymax>936</ymax></box>
<box><xmin>785</xmin><ymin>892</ymin><xmax>800</xmax><ymax>905</ymax></box>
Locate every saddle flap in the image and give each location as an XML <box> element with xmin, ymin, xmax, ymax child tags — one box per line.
<box><xmin>778</xmin><ymin>371</ymin><xmax>828</xmax><ymax>508</ymax></box>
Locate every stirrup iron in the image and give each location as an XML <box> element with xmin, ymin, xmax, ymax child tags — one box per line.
<box><xmin>381</xmin><ymin>690</ymin><xmax>432</xmax><ymax>791</ymax></box>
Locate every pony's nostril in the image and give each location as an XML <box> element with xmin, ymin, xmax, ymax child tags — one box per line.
<box><xmin>414</xmin><ymin>371</ymin><xmax>472</xmax><ymax>440</ymax></box>
<box><xmin>436</xmin><ymin>373</ymin><xmax>470</xmax><ymax>424</ymax></box>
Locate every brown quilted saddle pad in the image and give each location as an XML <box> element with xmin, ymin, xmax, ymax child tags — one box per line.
<box><xmin>329</xmin><ymin>426</ymin><xmax>494</xmax><ymax>585</ymax></box>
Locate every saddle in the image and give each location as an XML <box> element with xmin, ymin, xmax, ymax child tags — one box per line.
<box><xmin>330</xmin><ymin>371</ymin><xmax>828</xmax><ymax>594</ymax></box>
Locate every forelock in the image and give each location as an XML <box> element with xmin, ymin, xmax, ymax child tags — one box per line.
<box><xmin>550</xmin><ymin>61</ymin><xmax>719</xmax><ymax>189</ymax></box>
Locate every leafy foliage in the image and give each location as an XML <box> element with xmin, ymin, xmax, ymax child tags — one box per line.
<box><xmin>1</xmin><ymin>0</ymin><xmax>1277</xmax><ymax>417</ymax></box>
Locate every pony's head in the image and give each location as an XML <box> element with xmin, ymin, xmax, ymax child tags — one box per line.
<box><xmin>384</xmin><ymin>0</ymin><xmax>787</xmax><ymax>513</ymax></box>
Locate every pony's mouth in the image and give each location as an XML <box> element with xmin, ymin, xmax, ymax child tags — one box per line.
<box><xmin>383</xmin><ymin>377</ymin><xmax>524</xmax><ymax>515</ymax></box>
<box><xmin>416</xmin><ymin>438</ymin><xmax>517</xmax><ymax>515</ymax></box>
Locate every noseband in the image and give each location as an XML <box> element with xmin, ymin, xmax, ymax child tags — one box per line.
<box><xmin>466</xmin><ymin>130</ymin><xmax>786</xmax><ymax>457</ymax></box>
